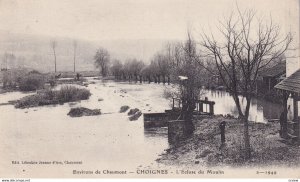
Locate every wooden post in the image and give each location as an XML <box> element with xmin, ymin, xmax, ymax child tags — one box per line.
<box><xmin>209</xmin><ymin>102</ymin><xmax>215</xmax><ymax>115</ymax></box>
<box><xmin>294</xmin><ymin>94</ymin><xmax>300</xmax><ymax>143</ymax></box>
<box><xmin>199</xmin><ymin>102</ymin><xmax>203</xmax><ymax>112</ymax></box>
<box><xmin>219</xmin><ymin>121</ymin><xmax>226</xmax><ymax>144</ymax></box>
<box><xmin>293</xmin><ymin>94</ymin><xmax>297</xmax><ymax>138</ymax></box>
<box><xmin>172</xmin><ymin>98</ymin><xmax>175</xmax><ymax>110</ymax></box>
<box><xmin>282</xmin><ymin>92</ymin><xmax>289</xmax><ymax>138</ymax></box>
<box><xmin>293</xmin><ymin>95</ymin><xmax>298</xmax><ymax>120</ymax></box>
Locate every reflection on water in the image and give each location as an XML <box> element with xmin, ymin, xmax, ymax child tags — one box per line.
<box><xmin>202</xmin><ymin>89</ymin><xmax>283</xmax><ymax>123</ymax></box>
<box><xmin>144</xmin><ymin>127</ymin><xmax>168</xmax><ymax>138</ymax></box>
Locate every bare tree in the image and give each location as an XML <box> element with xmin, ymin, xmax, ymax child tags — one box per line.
<box><xmin>141</xmin><ymin>65</ymin><xmax>152</xmax><ymax>83</ymax></box>
<box><xmin>201</xmin><ymin>7</ymin><xmax>292</xmax><ymax>159</ymax></box>
<box><xmin>178</xmin><ymin>33</ymin><xmax>205</xmax><ymax>133</ymax></box>
<box><xmin>153</xmin><ymin>53</ymin><xmax>171</xmax><ymax>84</ymax></box>
<box><xmin>2</xmin><ymin>52</ymin><xmax>9</xmax><ymax>70</ymax></box>
<box><xmin>73</xmin><ymin>40</ymin><xmax>77</xmax><ymax>72</ymax></box>
<box><xmin>94</xmin><ymin>48</ymin><xmax>110</xmax><ymax>77</ymax></box>
<box><xmin>149</xmin><ymin>59</ymin><xmax>160</xmax><ymax>83</ymax></box>
<box><xmin>129</xmin><ymin>59</ymin><xmax>145</xmax><ymax>83</ymax></box>
<box><xmin>51</xmin><ymin>41</ymin><xmax>57</xmax><ymax>73</ymax></box>
<box><xmin>2</xmin><ymin>52</ymin><xmax>16</xmax><ymax>70</ymax></box>
<box><xmin>159</xmin><ymin>34</ymin><xmax>204</xmax><ymax>134</ymax></box>
<box><xmin>110</xmin><ymin>59</ymin><xmax>123</xmax><ymax>79</ymax></box>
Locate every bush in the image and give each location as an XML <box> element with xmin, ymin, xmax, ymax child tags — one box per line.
<box><xmin>129</xmin><ymin>111</ymin><xmax>142</xmax><ymax>121</ymax></box>
<box><xmin>128</xmin><ymin>108</ymin><xmax>139</xmax><ymax>115</ymax></box>
<box><xmin>15</xmin><ymin>94</ymin><xmax>45</xmax><ymax>108</ymax></box>
<box><xmin>15</xmin><ymin>86</ymin><xmax>91</xmax><ymax>108</ymax></box>
<box><xmin>68</xmin><ymin>107</ymin><xmax>101</xmax><ymax>117</ymax></box>
<box><xmin>55</xmin><ymin>85</ymin><xmax>91</xmax><ymax>102</ymax></box>
<box><xmin>1</xmin><ymin>69</ymin><xmax>27</xmax><ymax>89</ymax></box>
<box><xmin>120</xmin><ymin>105</ymin><xmax>130</xmax><ymax>113</ymax></box>
<box><xmin>18</xmin><ymin>72</ymin><xmax>45</xmax><ymax>91</ymax></box>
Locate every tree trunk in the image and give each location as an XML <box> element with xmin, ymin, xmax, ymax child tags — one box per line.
<box><xmin>243</xmin><ymin>117</ymin><xmax>251</xmax><ymax>159</ymax></box>
<box><xmin>243</xmin><ymin>96</ymin><xmax>252</xmax><ymax>159</ymax></box>
<box><xmin>181</xmin><ymin>100</ymin><xmax>195</xmax><ymax>135</ymax></box>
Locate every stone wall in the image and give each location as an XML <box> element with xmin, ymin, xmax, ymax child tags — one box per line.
<box><xmin>168</xmin><ymin>120</ymin><xmax>190</xmax><ymax>146</ymax></box>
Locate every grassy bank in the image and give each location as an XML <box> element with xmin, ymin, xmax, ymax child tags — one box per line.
<box><xmin>15</xmin><ymin>85</ymin><xmax>91</xmax><ymax>108</ymax></box>
<box><xmin>157</xmin><ymin>115</ymin><xmax>300</xmax><ymax>168</ymax></box>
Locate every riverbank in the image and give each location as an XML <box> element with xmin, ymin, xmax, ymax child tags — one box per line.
<box><xmin>157</xmin><ymin>115</ymin><xmax>300</xmax><ymax>168</ymax></box>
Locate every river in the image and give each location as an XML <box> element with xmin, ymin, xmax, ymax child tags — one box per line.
<box><xmin>201</xmin><ymin>89</ymin><xmax>282</xmax><ymax>123</ymax></box>
<box><xmin>0</xmin><ymin>79</ymin><xmax>283</xmax><ymax>177</ymax></box>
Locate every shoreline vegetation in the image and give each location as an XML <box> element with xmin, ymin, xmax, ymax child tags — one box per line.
<box><xmin>0</xmin><ymin>68</ymin><xmax>283</xmax><ymax>105</ymax></box>
<box><xmin>15</xmin><ymin>85</ymin><xmax>91</xmax><ymax>108</ymax></box>
<box><xmin>157</xmin><ymin>115</ymin><xmax>300</xmax><ymax>168</ymax></box>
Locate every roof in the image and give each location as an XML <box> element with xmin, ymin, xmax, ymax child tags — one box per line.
<box><xmin>260</xmin><ymin>61</ymin><xmax>286</xmax><ymax>77</ymax></box>
<box><xmin>275</xmin><ymin>69</ymin><xmax>300</xmax><ymax>93</ymax></box>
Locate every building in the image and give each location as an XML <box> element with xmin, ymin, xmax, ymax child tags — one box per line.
<box><xmin>258</xmin><ymin>61</ymin><xmax>286</xmax><ymax>93</ymax></box>
<box><xmin>274</xmin><ymin>1</ymin><xmax>300</xmax><ymax>143</ymax></box>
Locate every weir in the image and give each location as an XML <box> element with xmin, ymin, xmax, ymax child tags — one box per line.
<box><xmin>143</xmin><ymin>98</ymin><xmax>215</xmax><ymax>129</ymax></box>
<box><xmin>143</xmin><ymin>98</ymin><xmax>216</xmax><ymax>145</ymax></box>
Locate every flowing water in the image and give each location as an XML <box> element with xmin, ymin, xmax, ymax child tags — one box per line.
<box><xmin>0</xmin><ymin>79</ymin><xmax>283</xmax><ymax>176</ymax></box>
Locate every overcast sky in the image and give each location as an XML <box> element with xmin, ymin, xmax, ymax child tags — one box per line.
<box><xmin>0</xmin><ymin>0</ymin><xmax>298</xmax><ymax>41</ymax></box>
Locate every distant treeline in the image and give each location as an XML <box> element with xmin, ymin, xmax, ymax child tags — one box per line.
<box><xmin>95</xmin><ymin>41</ymin><xmax>215</xmax><ymax>87</ymax></box>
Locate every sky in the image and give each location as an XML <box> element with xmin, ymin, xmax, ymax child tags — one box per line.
<box><xmin>0</xmin><ymin>0</ymin><xmax>298</xmax><ymax>72</ymax></box>
<box><xmin>0</xmin><ymin>0</ymin><xmax>297</xmax><ymax>41</ymax></box>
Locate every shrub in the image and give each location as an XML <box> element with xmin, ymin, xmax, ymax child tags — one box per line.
<box><xmin>18</xmin><ymin>72</ymin><xmax>45</xmax><ymax>91</ymax></box>
<box><xmin>129</xmin><ymin>111</ymin><xmax>142</xmax><ymax>121</ymax></box>
<box><xmin>1</xmin><ymin>69</ymin><xmax>27</xmax><ymax>89</ymax></box>
<box><xmin>128</xmin><ymin>108</ymin><xmax>139</xmax><ymax>115</ymax></box>
<box><xmin>15</xmin><ymin>94</ymin><xmax>45</xmax><ymax>108</ymax></box>
<box><xmin>55</xmin><ymin>86</ymin><xmax>90</xmax><ymax>102</ymax></box>
<box><xmin>68</xmin><ymin>107</ymin><xmax>101</xmax><ymax>117</ymax></box>
<box><xmin>15</xmin><ymin>86</ymin><xmax>91</xmax><ymax>108</ymax></box>
<box><xmin>120</xmin><ymin>105</ymin><xmax>130</xmax><ymax>113</ymax></box>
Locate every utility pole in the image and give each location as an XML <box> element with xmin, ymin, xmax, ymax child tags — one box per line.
<box><xmin>51</xmin><ymin>41</ymin><xmax>57</xmax><ymax>73</ymax></box>
<box><xmin>73</xmin><ymin>40</ymin><xmax>77</xmax><ymax>72</ymax></box>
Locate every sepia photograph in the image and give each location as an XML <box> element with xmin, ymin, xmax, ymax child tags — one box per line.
<box><xmin>0</xmin><ymin>0</ymin><xmax>299</xmax><ymax>180</ymax></box>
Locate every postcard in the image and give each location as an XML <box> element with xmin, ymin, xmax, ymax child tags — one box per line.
<box><xmin>0</xmin><ymin>0</ymin><xmax>299</xmax><ymax>180</ymax></box>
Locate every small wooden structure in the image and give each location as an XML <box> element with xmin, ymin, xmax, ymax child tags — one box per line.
<box><xmin>275</xmin><ymin>69</ymin><xmax>300</xmax><ymax>143</ymax></box>
<box><xmin>143</xmin><ymin>112</ymin><xmax>180</xmax><ymax>128</ymax></box>
<box><xmin>171</xmin><ymin>97</ymin><xmax>215</xmax><ymax>115</ymax></box>
<box><xmin>144</xmin><ymin>98</ymin><xmax>215</xmax><ymax>128</ymax></box>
